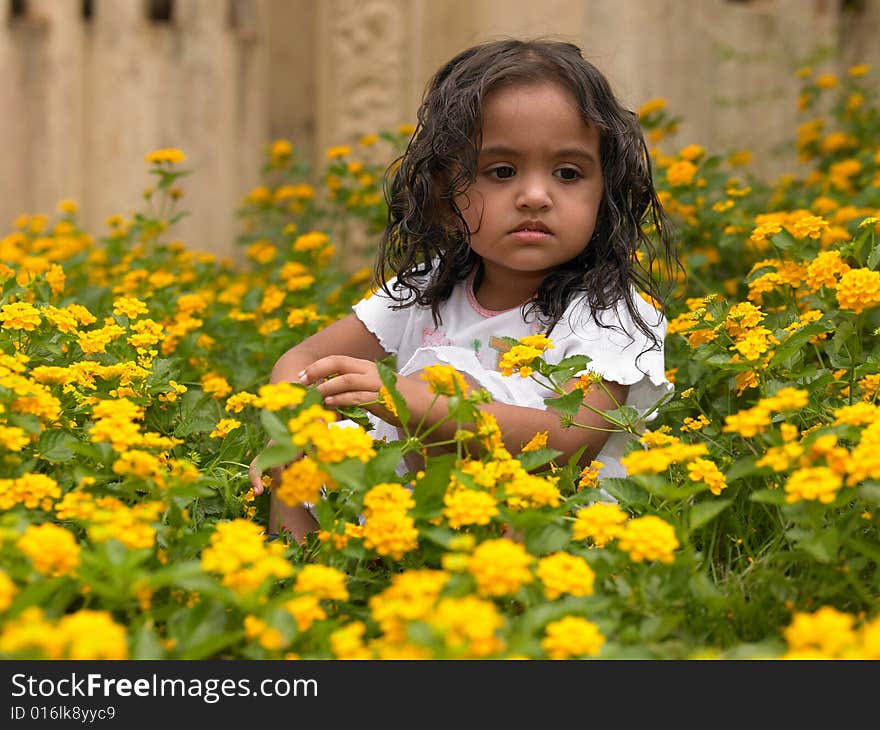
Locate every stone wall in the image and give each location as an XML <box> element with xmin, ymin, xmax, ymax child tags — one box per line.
<box><xmin>2</xmin><ymin>0</ymin><xmax>879</xmax><ymax>263</ymax></box>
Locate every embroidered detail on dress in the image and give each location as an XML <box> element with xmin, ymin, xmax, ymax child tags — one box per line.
<box><xmin>489</xmin><ymin>335</ymin><xmax>513</xmax><ymax>369</ymax></box>
<box><xmin>422</xmin><ymin>328</ymin><xmax>454</xmax><ymax>347</ymax></box>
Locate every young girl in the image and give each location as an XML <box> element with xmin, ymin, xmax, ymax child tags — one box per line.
<box><xmin>250</xmin><ymin>38</ymin><xmax>678</xmax><ymax>542</ymax></box>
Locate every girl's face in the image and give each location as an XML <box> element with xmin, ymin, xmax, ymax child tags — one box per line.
<box><xmin>455</xmin><ymin>81</ymin><xmax>603</xmax><ymax>301</ymax></box>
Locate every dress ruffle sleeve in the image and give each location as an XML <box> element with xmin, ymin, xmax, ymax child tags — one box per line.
<box><xmin>548</xmin><ymin>292</ymin><xmax>674</xmax><ymax>420</ymax></box>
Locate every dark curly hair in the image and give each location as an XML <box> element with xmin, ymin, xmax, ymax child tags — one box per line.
<box><xmin>375</xmin><ymin>37</ymin><xmax>680</xmax><ymax>351</ymax></box>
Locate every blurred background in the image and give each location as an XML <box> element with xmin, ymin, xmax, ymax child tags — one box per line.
<box><xmin>2</xmin><ymin>0</ymin><xmax>879</xmax><ymax>262</ymax></box>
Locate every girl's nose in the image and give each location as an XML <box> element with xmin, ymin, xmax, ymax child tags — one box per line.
<box><xmin>515</xmin><ymin>176</ymin><xmax>552</xmax><ymax>211</ymax></box>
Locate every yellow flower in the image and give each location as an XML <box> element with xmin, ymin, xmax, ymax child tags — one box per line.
<box><xmin>0</xmin><ymin>425</ymin><xmax>29</xmax><ymax>451</ymax></box>
<box><xmin>427</xmin><ymin>596</ymin><xmax>505</xmax><ymax>658</ymax></box>
<box><xmin>616</xmin><ymin>515</ymin><xmax>679</xmax><ymax>563</ymax></box>
<box><xmin>201</xmin><ymin>372</ymin><xmax>232</xmax><ymax>399</ymax></box>
<box><xmin>521</xmin><ymin>430</ymin><xmax>548</xmax><ymax>452</ymax></box>
<box><xmin>467</xmin><ymin>538</ymin><xmax>533</xmax><ymax>597</ymax></box>
<box><xmin>542</xmin><ymin>616</ymin><xmax>605</xmax><ymax>659</ymax></box>
<box><xmin>784</xmin><ymin>466</ymin><xmax>842</xmax><ymax>504</ymax></box>
<box><xmin>687</xmin><ymin>457</ymin><xmax>727</xmax><ymax>495</ymax></box>
<box><xmin>269</xmin><ymin>139</ymin><xmax>293</xmax><ymax>165</ymax></box>
<box><xmin>0</xmin><ymin>301</ymin><xmax>41</xmax><ymax>331</ymax></box>
<box><xmin>442</xmin><ymin>487</ymin><xmax>498</xmax><ymax>528</ymax></box>
<box><xmin>294</xmin><ymin>564</ymin><xmax>349</xmax><ymax>601</ymax></box>
<box><xmin>309</xmin><ymin>423</ymin><xmax>376</xmax><ymax>463</ymax></box>
<box><xmin>833</xmin><ymin>402</ymin><xmax>880</xmax><ymax>427</ymax></box>
<box><xmin>637</xmin><ymin>98</ymin><xmax>667</xmax><ymax>118</ymax></box>
<box><xmin>200</xmin><ymin>519</ymin><xmax>293</xmax><ymax>594</ymax></box>
<box><xmin>56</xmin><ymin>610</ymin><xmax>128</xmax><ymax>659</ymax></box>
<box><xmin>362</xmin><ymin>482</ymin><xmax>418</xmax><ymax>560</ymax></box>
<box><xmin>283</xmin><ymin>595</ymin><xmax>326</xmax><ymax>632</ymax></box>
<box><xmin>815</xmin><ymin>73</ymin><xmax>838</xmax><ymax>88</ymax></box>
<box><xmin>576</xmin><ymin>460</ymin><xmax>604</xmax><ymax>489</ymax></box>
<box><xmin>329</xmin><ymin>621</ymin><xmax>371</xmax><ymax>659</ymax></box>
<box><xmin>806</xmin><ymin>250</ymin><xmax>850</xmax><ymax>291</ymax></box>
<box><xmin>678</xmin><ymin>144</ymin><xmax>705</xmax><ymax>161</ymax></box>
<box><xmin>722</xmin><ymin>405</ymin><xmax>772</xmax><ymax>438</ymax></box>
<box><xmin>254</xmin><ymin>381</ymin><xmax>307</xmax><ymax>411</ymax></box>
<box><xmin>225</xmin><ymin>391</ymin><xmax>258</xmax><ymax>413</ymax></box>
<box><xmin>572</xmin><ymin>501</ymin><xmax>627</xmax><ymax>546</ymax></box>
<box><xmin>419</xmin><ymin>363</ymin><xmax>468</xmax><ymax>395</ymax></box>
<box><xmin>666</xmin><ymin>160</ymin><xmax>698</xmax><ymax>187</ymax></box>
<box><xmin>537</xmin><ymin>552</ymin><xmax>596</xmax><ymax>600</ymax></box>
<box><xmin>783</xmin><ymin>606</ymin><xmax>857</xmax><ymax>658</ymax></box>
<box><xmin>325</xmin><ymin>145</ymin><xmax>352</xmax><ymax>159</ymax></box>
<box><xmin>847</xmin><ymin>63</ymin><xmax>870</xmax><ymax>77</ymax></box>
<box><xmin>144</xmin><ymin>147</ymin><xmax>186</xmax><ymax>165</ymax></box>
<box><xmin>836</xmin><ymin>268</ymin><xmax>880</xmax><ymax>314</ymax></box>
<box><xmin>0</xmin><ymin>570</ymin><xmax>17</xmax><ymax>611</ymax></box>
<box><xmin>498</xmin><ymin>344</ymin><xmax>544</xmax><ymax>378</ymax></box>
<box><xmin>293</xmin><ymin>231</ymin><xmax>330</xmax><ymax>252</ymax></box>
<box><xmin>112</xmin><ymin>296</ymin><xmax>149</xmax><ymax>319</ymax></box>
<box><xmin>209</xmin><ymin>418</ymin><xmax>242</xmax><ymax>439</ymax></box>
<box><xmin>17</xmin><ymin>523</ymin><xmax>81</xmax><ymax>577</ymax></box>
<box><xmin>276</xmin><ymin>457</ymin><xmax>330</xmax><ymax>507</ymax></box>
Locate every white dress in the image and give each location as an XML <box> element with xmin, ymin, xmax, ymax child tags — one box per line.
<box><xmin>351</xmin><ymin>270</ymin><xmax>673</xmax><ymax>479</ymax></box>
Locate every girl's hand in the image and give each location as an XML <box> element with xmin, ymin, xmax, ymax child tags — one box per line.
<box><xmin>300</xmin><ymin>355</ymin><xmax>415</xmax><ymax>423</ymax></box>
<box><xmin>248</xmin><ymin>440</ymin><xmax>284</xmax><ymax>496</ymax></box>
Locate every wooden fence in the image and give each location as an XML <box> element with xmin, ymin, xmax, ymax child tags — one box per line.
<box><xmin>2</xmin><ymin>0</ymin><xmax>880</xmax><ymax>263</ymax></box>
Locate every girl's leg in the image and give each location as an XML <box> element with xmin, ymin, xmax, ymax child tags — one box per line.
<box><xmin>268</xmin><ymin>490</ymin><xmax>318</xmax><ymax>544</ymax></box>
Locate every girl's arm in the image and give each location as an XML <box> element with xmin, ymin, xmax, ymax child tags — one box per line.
<box><xmin>396</xmin><ymin>374</ymin><xmax>628</xmax><ymax>467</ymax></box>
<box><xmin>268</xmin><ymin>313</ymin><xmax>389</xmax><ymax>385</ymax></box>
<box><xmin>248</xmin><ymin>314</ymin><xmax>388</xmax><ymax>496</ymax></box>
<box><xmin>304</xmin><ymin>352</ymin><xmax>628</xmax><ymax>467</ymax></box>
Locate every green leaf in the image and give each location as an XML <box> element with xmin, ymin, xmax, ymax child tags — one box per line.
<box><xmin>412</xmin><ymin>452</ymin><xmax>454</xmax><ymax>518</ymax></box>
<box><xmin>36</xmin><ymin>430</ymin><xmax>80</xmax><ymax>462</ymax></box>
<box><xmin>365</xmin><ymin>444</ymin><xmax>405</xmax><ymax>484</ymax></box>
<box><xmin>130</xmin><ymin>623</ymin><xmax>166</xmax><ymax>660</ymax></box>
<box><xmin>599</xmin><ymin>477</ymin><xmax>650</xmax><ymax>506</ymax></box>
<box><xmin>597</xmin><ymin>405</ymin><xmax>640</xmax><ymax>428</ymax></box>
<box><xmin>517</xmin><ymin>448</ymin><xmax>563</xmax><ymax>472</ymax></box>
<box><xmin>688</xmin><ymin>572</ymin><xmax>725</xmax><ymax>608</ymax></box>
<box><xmin>323</xmin><ymin>457</ymin><xmax>366</xmax><ymax>491</ymax></box>
<box><xmin>377</xmin><ymin>359</ymin><xmax>410</xmax><ymax>427</ymax></box>
<box><xmin>867</xmin><ymin>236</ymin><xmax>880</xmax><ymax>270</ymax></box>
<box><xmin>543</xmin><ymin>389</ymin><xmax>584</xmax><ymax>419</ymax></box>
<box><xmin>167</xmin><ymin>483</ymin><xmax>216</xmax><ymax>501</ymax></box>
<box><xmin>253</xmin><ymin>442</ymin><xmax>300</xmax><ymax>473</ymax></box>
<box><xmin>688</xmin><ymin>499</ymin><xmax>733</xmax><ymax>531</ymax></box>
<box><xmin>858</xmin><ymin>482</ymin><xmax>880</xmax><ymax>504</ymax></box>
<box><xmin>631</xmin><ymin>473</ymin><xmax>703</xmax><ymax>500</ymax></box>
<box><xmin>259</xmin><ymin>409</ymin><xmax>291</xmax><ymax>445</ymax></box>
<box><xmin>771</xmin><ymin>322</ymin><xmax>831</xmax><ymax>366</ymax></box>
<box><xmin>524</xmin><ymin>522</ymin><xmax>570</xmax><ymax>555</ymax></box>
<box><xmin>768</xmin><ymin>228</ymin><xmax>798</xmax><ymax>252</ymax></box>
<box><xmin>335</xmin><ymin>405</ymin><xmax>374</xmax><ymax>430</ymax></box>
<box><xmin>791</xmin><ymin>531</ymin><xmax>838</xmax><ymax>563</ymax></box>
<box><xmin>749</xmin><ymin>488</ymin><xmax>787</xmax><ymax>505</ymax></box>
<box><xmin>725</xmin><ymin>455</ymin><xmax>762</xmax><ymax>483</ymax></box>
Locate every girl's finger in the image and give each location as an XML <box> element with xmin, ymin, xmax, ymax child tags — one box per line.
<box><xmin>249</xmin><ymin>458</ymin><xmax>264</xmax><ymax>494</ymax></box>
<box><xmin>323</xmin><ymin>390</ymin><xmax>379</xmax><ymax>408</ymax></box>
<box><xmin>315</xmin><ymin>373</ymin><xmax>380</xmax><ymax>398</ymax></box>
<box><xmin>300</xmin><ymin>355</ymin><xmax>369</xmax><ymax>384</ymax></box>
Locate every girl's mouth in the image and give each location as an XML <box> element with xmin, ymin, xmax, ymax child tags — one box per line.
<box><xmin>510</xmin><ymin>221</ymin><xmax>552</xmax><ymax>242</ymax></box>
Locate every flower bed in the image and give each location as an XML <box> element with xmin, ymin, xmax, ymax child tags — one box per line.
<box><xmin>0</xmin><ymin>68</ymin><xmax>878</xmax><ymax>660</ymax></box>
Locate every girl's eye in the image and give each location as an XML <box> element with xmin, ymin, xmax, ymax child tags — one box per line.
<box><xmin>554</xmin><ymin>167</ymin><xmax>582</xmax><ymax>181</ymax></box>
<box><xmin>488</xmin><ymin>165</ymin><xmax>516</xmax><ymax>180</ymax></box>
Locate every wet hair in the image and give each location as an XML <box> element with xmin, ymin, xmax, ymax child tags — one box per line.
<box><xmin>375</xmin><ymin>37</ymin><xmax>680</xmax><ymax>351</ymax></box>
